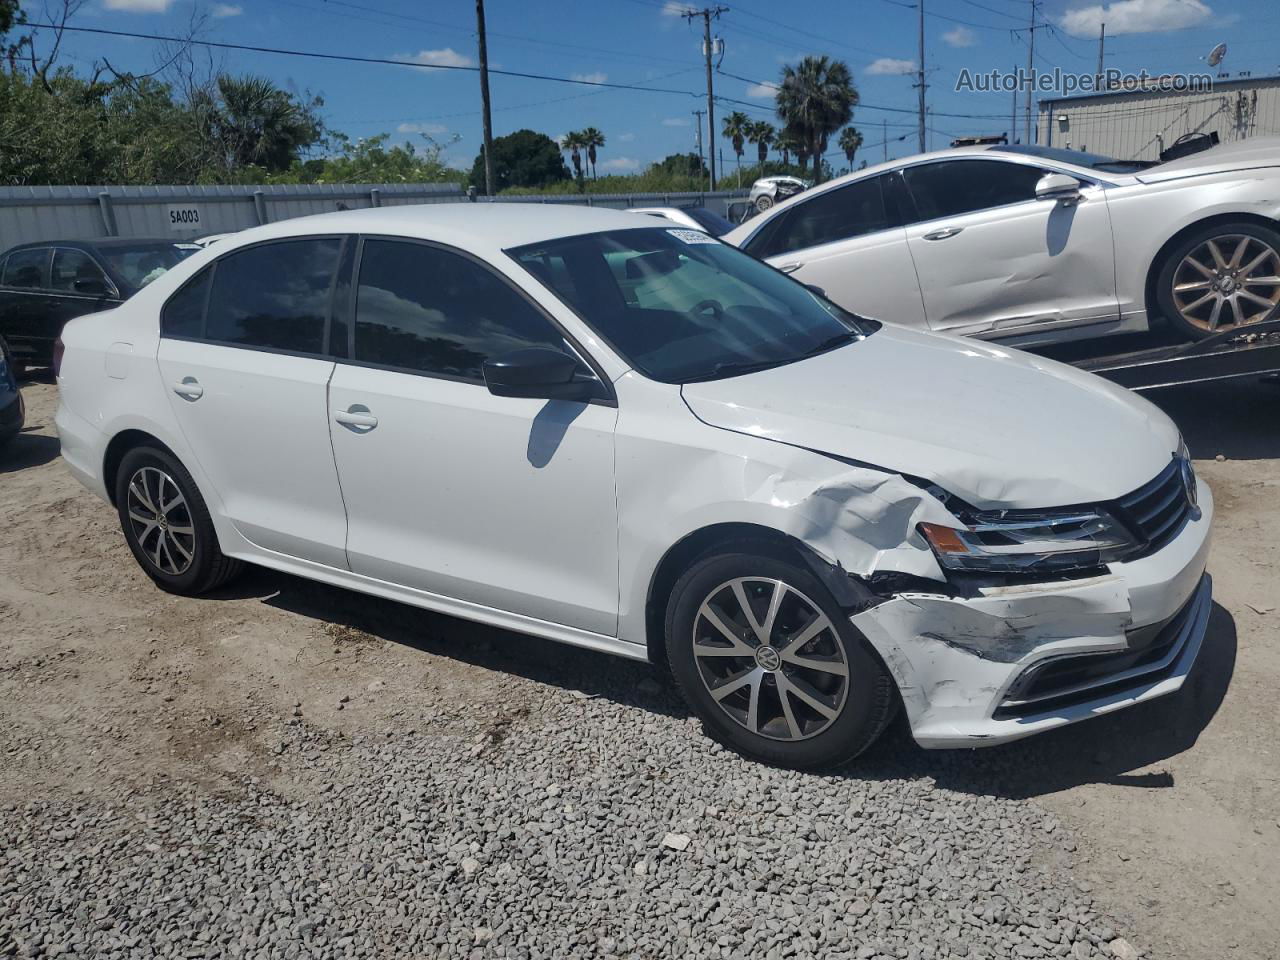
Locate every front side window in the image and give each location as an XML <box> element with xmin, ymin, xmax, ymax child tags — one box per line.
<box><xmin>51</xmin><ymin>249</ymin><xmax>110</xmax><ymax>294</ymax></box>
<box><xmin>1</xmin><ymin>248</ymin><xmax>49</xmax><ymax>289</ymax></box>
<box><xmin>510</xmin><ymin>228</ymin><xmax>870</xmax><ymax>384</ymax></box>
<box><xmin>353</xmin><ymin>239</ymin><xmax>570</xmax><ymax>380</ymax></box>
<box><xmin>205</xmin><ymin>239</ymin><xmax>342</xmax><ymax>354</ymax></box>
<box><xmin>902</xmin><ymin>160</ymin><xmax>1047</xmax><ymax>221</ymax></box>
<box><xmin>746</xmin><ymin>175</ymin><xmax>897</xmax><ymax>258</ymax></box>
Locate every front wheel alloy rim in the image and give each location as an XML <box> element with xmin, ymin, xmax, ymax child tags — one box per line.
<box><xmin>1172</xmin><ymin>234</ymin><xmax>1280</xmax><ymax>332</ymax></box>
<box><xmin>126</xmin><ymin>466</ymin><xmax>196</xmax><ymax>576</ymax></box>
<box><xmin>692</xmin><ymin>577</ymin><xmax>849</xmax><ymax>742</ymax></box>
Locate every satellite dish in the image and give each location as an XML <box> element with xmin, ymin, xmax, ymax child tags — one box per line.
<box><xmin>1206</xmin><ymin>42</ymin><xmax>1227</xmax><ymax>67</ymax></box>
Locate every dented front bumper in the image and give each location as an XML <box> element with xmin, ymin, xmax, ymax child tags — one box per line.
<box><xmin>851</xmin><ymin>478</ymin><xmax>1214</xmax><ymax>748</ymax></box>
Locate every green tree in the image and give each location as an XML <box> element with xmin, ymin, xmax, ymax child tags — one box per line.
<box><xmin>838</xmin><ymin>127</ymin><xmax>863</xmax><ymax>170</ymax></box>
<box><xmin>580</xmin><ymin>126</ymin><xmax>605</xmax><ymax>179</ymax></box>
<box><xmin>774</xmin><ymin>127</ymin><xmax>801</xmax><ymax>167</ymax></box>
<box><xmin>721</xmin><ymin>110</ymin><xmax>751</xmax><ymax>185</ymax></box>
<box><xmin>196</xmin><ymin>74</ymin><xmax>325</xmax><ymax>175</ymax></box>
<box><xmin>562</xmin><ymin>130</ymin><xmax>585</xmax><ymax>183</ymax></box>
<box><xmin>653</xmin><ymin>152</ymin><xmax>707</xmax><ymax>179</ymax></box>
<box><xmin>748</xmin><ymin>120</ymin><xmax>775</xmax><ymax>166</ymax></box>
<box><xmin>775</xmin><ymin>56</ymin><xmax>857</xmax><ymax>184</ymax></box>
<box><xmin>469</xmin><ymin>129</ymin><xmax>568</xmax><ymax>192</ymax></box>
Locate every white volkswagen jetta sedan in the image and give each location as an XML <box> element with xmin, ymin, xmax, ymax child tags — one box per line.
<box><xmin>724</xmin><ymin>139</ymin><xmax>1280</xmax><ymax>347</ymax></box>
<box><xmin>55</xmin><ymin>205</ymin><xmax>1213</xmax><ymax>768</ymax></box>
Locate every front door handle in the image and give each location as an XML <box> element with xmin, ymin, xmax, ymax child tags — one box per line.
<box><xmin>172</xmin><ymin>377</ymin><xmax>203</xmax><ymax>401</ymax></box>
<box><xmin>777</xmin><ymin>262</ymin><xmax>803</xmax><ymax>274</ymax></box>
<box><xmin>334</xmin><ymin>406</ymin><xmax>378</xmax><ymax>430</ymax></box>
<box><xmin>923</xmin><ymin>227</ymin><xmax>964</xmax><ymax>241</ymax></box>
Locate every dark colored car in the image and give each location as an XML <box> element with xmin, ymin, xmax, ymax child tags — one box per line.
<box><xmin>0</xmin><ymin>335</ymin><xmax>24</xmax><ymax>448</ymax></box>
<box><xmin>0</xmin><ymin>238</ymin><xmax>198</xmax><ymax>372</ymax></box>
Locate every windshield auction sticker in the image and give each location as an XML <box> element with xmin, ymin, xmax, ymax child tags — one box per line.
<box><xmin>666</xmin><ymin>228</ymin><xmax>717</xmax><ymax>245</ymax></box>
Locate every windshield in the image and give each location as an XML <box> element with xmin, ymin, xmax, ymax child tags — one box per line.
<box><xmin>682</xmin><ymin>207</ymin><xmax>734</xmax><ymax>237</ymax></box>
<box><xmin>97</xmin><ymin>242</ymin><xmax>196</xmax><ymax>290</ymax></box>
<box><xmin>508</xmin><ymin>227</ymin><xmax>872</xmax><ymax>383</ymax></box>
<box><xmin>992</xmin><ymin>144</ymin><xmax>1154</xmax><ymax>174</ymax></box>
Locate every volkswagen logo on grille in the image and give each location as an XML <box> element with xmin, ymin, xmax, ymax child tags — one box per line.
<box><xmin>1180</xmin><ymin>457</ymin><xmax>1198</xmax><ymax>510</ymax></box>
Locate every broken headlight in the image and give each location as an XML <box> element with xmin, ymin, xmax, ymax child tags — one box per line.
<box><xmin>919</xmin><ymin>507</ymin><xmax>1137</xmax><ymax>574</ymax></box>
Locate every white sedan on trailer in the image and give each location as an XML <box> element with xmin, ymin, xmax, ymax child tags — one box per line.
<box><xmin>724</xmin><ymin>138</ymin><xmax>1280</xmax><ymax>346</ymax></box>
<box><xmin>57</xmin><ymin>205</ymin><xmax>1212</xmax><ymax>767</ymax></box>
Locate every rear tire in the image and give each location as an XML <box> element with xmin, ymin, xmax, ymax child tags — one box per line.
<box><xmin>1156</xmin><ymin>221</ymin><xmax>1280</xmax><ymax>341</ymax></box>
<box><xmin>114</xmin><ymin>445</ymin><xmax>243</xmax><ymax>595</ymax></box>
<box><xmin>664</xmin><ymin>544</ymin><xmax>895</xmax><ymax>769</ymax></box>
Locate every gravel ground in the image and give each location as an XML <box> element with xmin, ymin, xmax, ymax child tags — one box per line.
<box><xmin>2</xmin><ymin>378</ymin><xmax>1278</xmax><ymax>960</ymax></box>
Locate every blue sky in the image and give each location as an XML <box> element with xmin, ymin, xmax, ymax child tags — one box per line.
<box><xmin>44</xmin><ymin>0</ymin><xmax>1280</xmax><ymax>172</ymax></box>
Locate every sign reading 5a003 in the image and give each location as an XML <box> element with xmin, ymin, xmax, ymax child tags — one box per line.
<box><xmin>165</xmin><ymin>204</ymin><xmax>203</xmax><ymax>231</ymax></box>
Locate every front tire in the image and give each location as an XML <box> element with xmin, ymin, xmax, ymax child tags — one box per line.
<box><xmin>665</xmin><ymin>545</ymin><xmax>895</xmax><ymax>769</ymax></box>
<box><xmin>114</xmin><ymin>445</ymin><xmax>242</xmax><ymax>595</ymax></box>
<box><xmin>754</xmin><ymin>194</ymin><xmax>774</xmax><ymax>213</ymax></box>
<box><xmin>1157</xmin><ymin>221</ymin><xmax>1280</xmax><ymax>340</ymax></box>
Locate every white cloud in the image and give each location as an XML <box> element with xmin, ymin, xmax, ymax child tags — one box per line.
<box><xmin>397</xmin><ymin>48</ymin><xmax>474</xmax><ymax>70</ymax></box>
<box><xmin>397</xmin><ymin>122</ymin><xmax>448</xmax><ymax>135</ymax></box>
<box><xmin>616</xmin><ymin>132</ymin><xmax>636</xmax><ymax>142</ymax></box>
<box><xmin>601</xmin><ymin>157</ymin><xmax>640</xmax><ymax>172</ymax></box>
<box><xmin>866</xmin><ymin>57</ymin><xmax>917</xmax><ymax>76</ymax></box>
<box><xmin>571</xmin><ymin>72</ymin><xmax>608</xmax><ymax>84</ymax></box>
<box><xmin>746</xmin><ymin>81</ymin><xmax>779</xmax><ymax>99</ymax></box>
<box><xmin>1059</xmin><ymin>0</ymin><xmax>1212</xmax><ymax>37</ymax></box>
<box><xmin>211</xmin><ymin>2</ymin><xmax>242</xmax><ymax>16</ymax></box>
<box><xmin>661</xmin><ymin>1</ymin><xmax>693</xmax><ymax>15</ymax></box>
<box><xmin>103</xmin><ymin>0</ymin><xmax>172</xmax><ymax>11</ymax></box>
<box><xmin>662</xmin><ymin>117</ymin><xmax>691</xmax><ymax>127</ymax></box>
<box><xmin>942</xmin><ymin>25</ymin><xmax>976</xmax><ymax>47</ymax></box>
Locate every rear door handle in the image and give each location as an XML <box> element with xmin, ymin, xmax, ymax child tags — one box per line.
<box><xmin>923</xmin><ymin>227</ymin><xmax>964</xmax><ymax>241</ymax></box>
<box><xmin>777</xmin><ymin>262</ymin><xmax>803</xmax><ymax>274</ymax></box>
<box><xmin>172</xmin><ymin>377</ymin><xmax>203</xmax><ymax>401</ymax></box>
<box><xmin>334</xmin><ymin>407</ymin><xmax>378</xmax><ymax>430</ymax></box>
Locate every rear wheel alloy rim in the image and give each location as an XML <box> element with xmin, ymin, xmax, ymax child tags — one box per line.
<box><xmin>126</xmin><ymin>466</ymin><xmax>195</xmax><ymax>576</ymax></box>
<box><xmin>692</xmin><ymin>577</ymin><xmax>849</xmax><ymax>742</ymax></box>
<box><xmin>1172</xmin><ymin>234</ymin><xmax>1280</xmax><ymax>332</ymax></box>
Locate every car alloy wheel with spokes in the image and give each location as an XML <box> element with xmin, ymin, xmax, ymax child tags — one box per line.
<box><xmin>693</xmin><ymin>577</ymin><xmax>849</xmax><ymax>741</ymax></box>
<box><xmin>126</xmin><ymin>466</ymin><xmax>196</xmax><ymax>576</ymax></box>
<box><xmin>1170</xmin><ymin>232</ymin><xmax>1280</xmax><ymax>332</ymax></box>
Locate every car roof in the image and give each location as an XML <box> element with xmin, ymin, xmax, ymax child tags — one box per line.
<box><xmin>225</xmin><ymin>203</ymin><xmax>659</xmax><ymax>255</ymax></box>
<box><xmin>4</xmin><ymin>237</ymin><xmax>183</xmax><ymax>253</ymax></box>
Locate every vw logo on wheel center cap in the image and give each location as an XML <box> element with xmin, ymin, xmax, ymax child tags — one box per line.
<box><xmin>755</xmin><ymin>646</ymin><xmax>782</xmax><ymax>672</ymax></box>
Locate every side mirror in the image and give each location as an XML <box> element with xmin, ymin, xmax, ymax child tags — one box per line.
<box><xmin>73</xmin><ymin>277</ymin><xmax>111</xmax><ymax>297</ymax></box>
<box><xmin>1035</xmin><ymin>172</ymin><xmax>1084</xmax><ymax>203</ymax></box>
<box><xmin>483</xmin><ymin>348</ymin><xmax>597</xmax><ymax>402</ymax></box>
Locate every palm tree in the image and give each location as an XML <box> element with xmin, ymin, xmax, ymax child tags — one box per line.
<box><xmin>775</xmin><ymin>55</ymin><xmax>858</xmax><ymax>184</ymax></box>
<box><xmin>580</xmin><ymin>126</ymin><xmax>606</xmax><ymax>179</ymax></box>
<box><xmin>562</xmin><ymin>130</ymin><xmax>586</xmax><ymax>181</ymax></box>
<box><xmin>721</xmin><ymin>110</ymin><xmax>751</xmax><ymax>186</ymax></box>
<box><xmin>838</xmin><ymin>127</ymin><xmax>863</xmax><ymax>171</ymax></box>
<box><xmin>747</xmin><ymin>120</ymin><xmax>775</xmax><ymax>168</ymax></box>
<box><xmin>774</xmin><ymin>127</ymin><xmax>802</xmax><ymax>168</ymax></box>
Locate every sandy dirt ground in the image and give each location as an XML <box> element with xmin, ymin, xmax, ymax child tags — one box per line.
<box><xmin>2</xmin><ymin>377</ymin><xmax>1277</xmax><ymax>959</ymax></box>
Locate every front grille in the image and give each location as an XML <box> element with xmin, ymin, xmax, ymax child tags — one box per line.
<box><xmin>994</xmin><ymin>582</ymin><xmax>1203</xmax><ymax>719</ymax></box>
<box><xmin>1112</xmin><ymin>458</ymin><xmax>1195</xmax><ymax>555</ymax></box>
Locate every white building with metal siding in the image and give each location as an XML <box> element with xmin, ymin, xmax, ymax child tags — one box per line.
<box><xmin>1038</xmin><ymin>75</ymin><xmax>1280</xmax><ymax>161</ymax></box>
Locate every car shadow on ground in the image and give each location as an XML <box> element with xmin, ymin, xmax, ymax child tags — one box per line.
<box><xmin>0</xmin><ymin>430</ymin><xmax>60</xmax><ymax>474</ymax></box>
<box><xmin>215</xmin><ymin>566</ymin><xmax>1237</xmax><ymax>798</ymax></box>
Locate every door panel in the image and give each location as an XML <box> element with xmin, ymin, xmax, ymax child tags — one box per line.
<box><xmin>157</xmin><ymin>340</ymin><xmax>348</xmax><ymax>566</ymax></box>
<box><xmin>329</xmin><ymin>365</ymin><xmax>620</xmax><ymax>635</ymax></box>
<box><xmin>901</xmin><ymin>160</ymin><xmax>1118</xmax><ymax>336</ymax></box>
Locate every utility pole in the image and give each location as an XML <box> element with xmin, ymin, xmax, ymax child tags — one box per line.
<box><xmin>692</xmin><ymin>109</ymin><xmax>706</xmax><ymax>187</ymax></box>
<box><xmin>882</xmin><ymin>119</ymin><xmax>888</xmax><ymax>162</ymax></box>
<box><xmin>1011</xmin><ymin>65</ymin><xmax>1018</xmax><ymax>143</ymax></box>
<box><xmin>1024</xmin><ymin>0</ymin><xmax>1036</xmax><ymax>145</ymax></box>
<box><xmin>475</xmin><ymin>0</ymin><xmax>495</xmax><ymax>196</ymax></box>
<box><xmin>685</xmin><ymin>6</ymin><xmax>727</xmax><ymax>190</ymax></box>
<box><xmin>1096</xmin><ymin>22</ymin><xmax>1106</xmax><ymax>88</ymax></box>
<box><xmin>915</xmin><ymin>0</ymin><xmax>927</xmax><ymax>152</ymax></box>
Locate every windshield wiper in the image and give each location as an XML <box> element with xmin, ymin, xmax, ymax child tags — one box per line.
<box><xmin>797</xmin><ymin>330</ymin><xmax>860</xmax><ymax>359</ymax></box>
<box><xmin>689</xmin><ymin>331</ymin><xmax>860</xmax><ymax>382</ymax></box>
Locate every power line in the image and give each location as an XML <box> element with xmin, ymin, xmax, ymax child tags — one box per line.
<box><xmin>23</xmin><ymin>22</ymin><xmax>706</xmax><ymax>98</ymax></box>
<box><xmin>716</xmin><ymin>69</ymin><xmax>1012</xmax><ymax>120</ymax></box>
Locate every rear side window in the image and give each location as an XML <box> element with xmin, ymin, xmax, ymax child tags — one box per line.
<box><xmin>353</xmin><ymin>239</ymin><xmax>569</xmax><ymax>380</ymax></box>
<box><xmin>205</xmin><ymin>239</ymin><xmax>342</xmax><ymax>354</ymax></box>
<box><xmin>51</xmin><ymin>249</ymin><xmax>110</xmax><ymax>294</ymax></box>
<box><xmin>2</xmin><ymin>248</ymin><xmax>49</xmax><ymax>289</ymax></box>
<box><xmin>902</xmin><ymin>160</ymin><xmax>1047</xmax><ymax>221</ymax></box>
<box><xmin>161</xmin><ymin>267</ymin><xmax>212</xmax><ymax>338</ymax></box>
<box><xmin>746</xmin><ymin>175</ymin><xmax>897</xmax><ymax>258</ymax></box>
